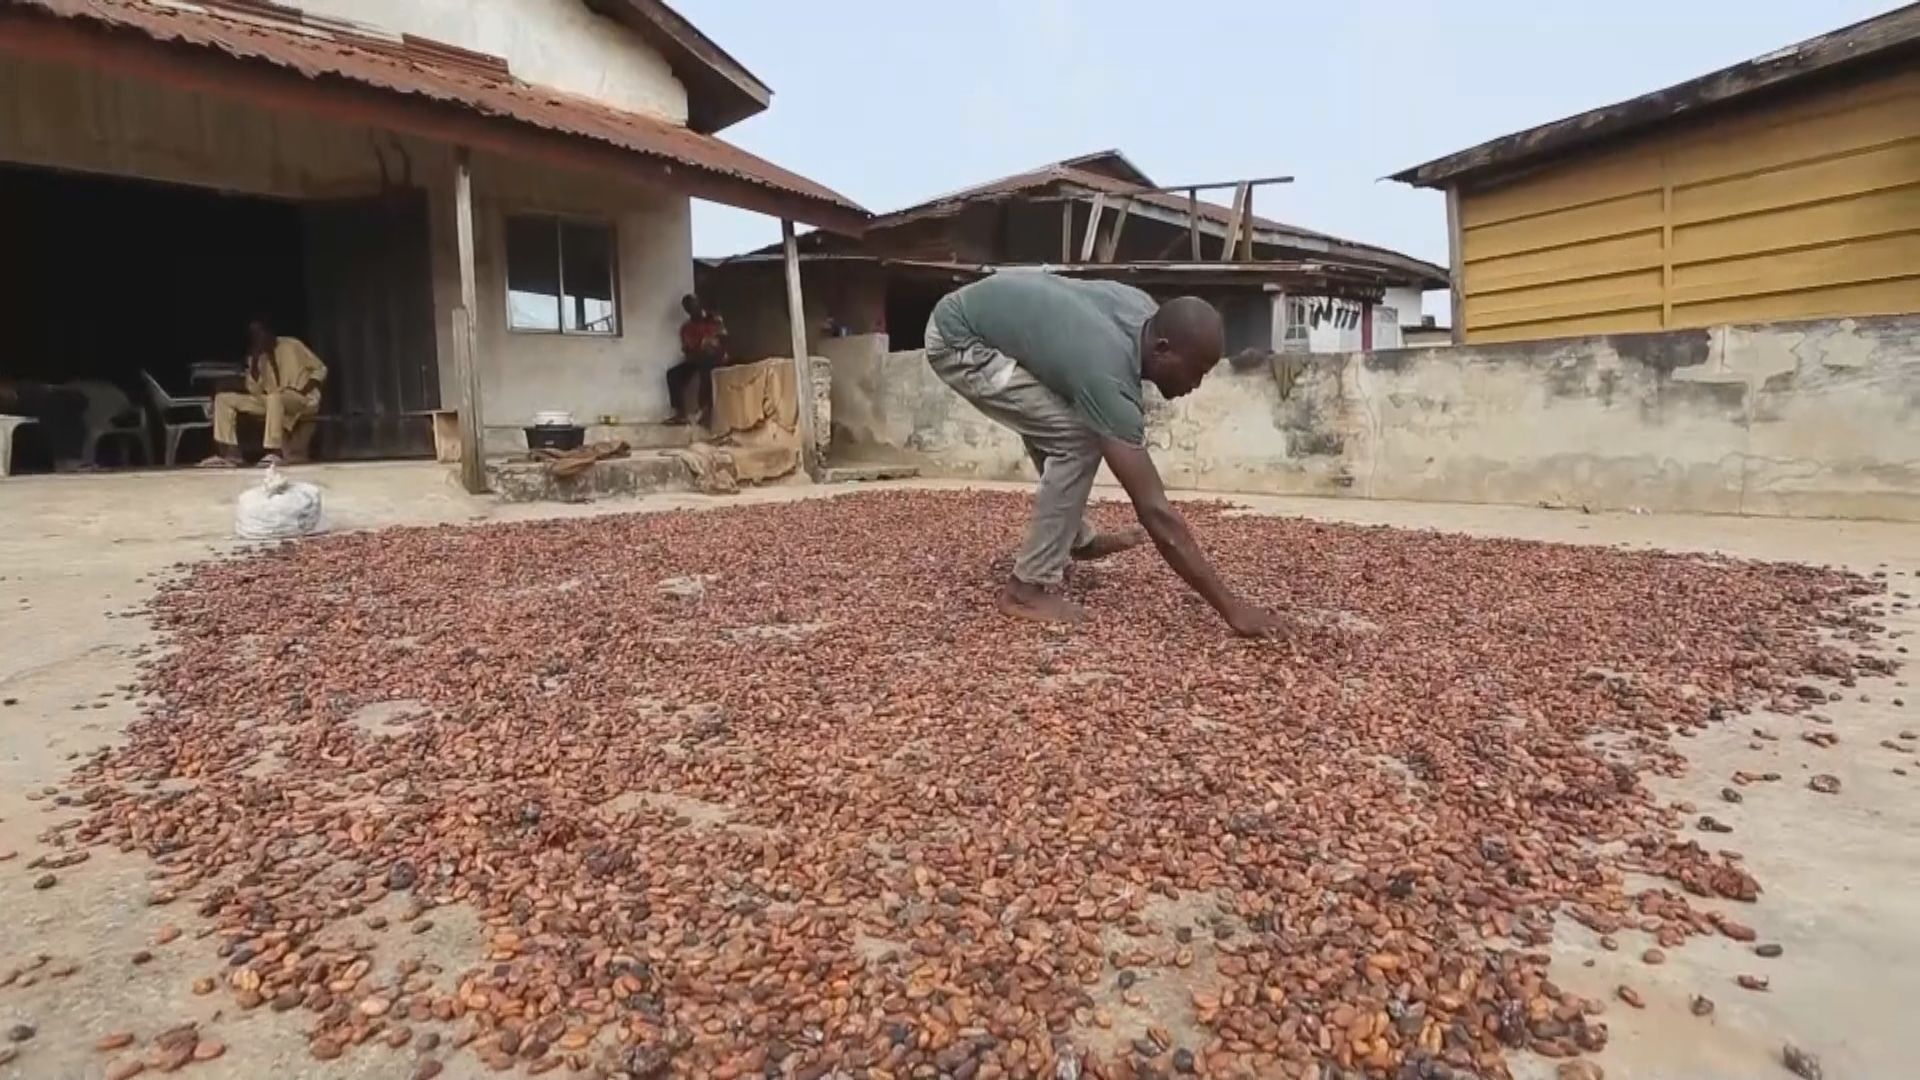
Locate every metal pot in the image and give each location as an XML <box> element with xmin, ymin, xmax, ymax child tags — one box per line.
<box><xmin>525</xmin><ymin>423</ymin><xmax>585</xmax><ymax>452</ymax></box>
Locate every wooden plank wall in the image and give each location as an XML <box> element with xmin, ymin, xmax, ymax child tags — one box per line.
<box><xmin>1457</xmin><ymin>63</ymin><xmax>1920</xmax><ymax>343</ymax></box>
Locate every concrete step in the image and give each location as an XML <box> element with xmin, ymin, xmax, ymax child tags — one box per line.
<box><xmin>490</xmin><ymin>453</ymin><xmax>691</xmax><ymax>503</ymax></box>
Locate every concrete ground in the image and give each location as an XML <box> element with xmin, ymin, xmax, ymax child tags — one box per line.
<box><xmin>1</xmin><ymin>462</ymin><xmax>1915</xmax><ymax>1080</ymax></box>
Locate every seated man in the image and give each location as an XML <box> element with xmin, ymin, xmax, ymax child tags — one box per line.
<box><xmin>204</xmin><ymin>319</ymin><xmax>326</xmax><ymax>466</ymax></box>
<box><xmin>666</xmin><ymin>294</ymin><xmax>727</xmax><ymax>425</ymax></box>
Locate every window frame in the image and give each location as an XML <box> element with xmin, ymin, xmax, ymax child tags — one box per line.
<box><xmin>502</xmin><ymin>212</ymin><xmax>622</xmax><ymax>338</ymax></box>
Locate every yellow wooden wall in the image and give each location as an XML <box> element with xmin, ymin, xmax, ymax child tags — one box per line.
<box><xmin>1456</xmin><ymin>64</ymin><xmax>1920</xmax><ymax>343</ymax></box>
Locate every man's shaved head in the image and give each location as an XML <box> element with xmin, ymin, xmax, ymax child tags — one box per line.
<box><xmin>1141</xmin><ymin>295</ymin><xmax>1225</xmax><ymax>399</ymax></box>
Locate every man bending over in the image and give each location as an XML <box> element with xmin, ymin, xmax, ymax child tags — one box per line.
<box><xmin>925</xmin><ymin>271</ymin><xmax>1280</xmax><ymax>636</ymax></box>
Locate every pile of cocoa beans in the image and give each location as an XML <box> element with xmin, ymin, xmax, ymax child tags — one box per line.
<box><xmin>60</xmin><ymin>491</ymin><xmax>1892</xmax><ymax>1078</ymax></box>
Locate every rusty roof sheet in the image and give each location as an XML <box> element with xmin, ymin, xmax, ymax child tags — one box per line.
<box><xmin>861</xmin><ymin>158</ymin><xmax>1446</xmax><ymax>287</ymax></box>
<box><xmin>14</xmin><ymin>0</ymin><xmax>865</xmax><ymax>223</ymax></box>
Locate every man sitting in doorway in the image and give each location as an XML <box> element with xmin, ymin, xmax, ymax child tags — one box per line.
<box><xmin>203</xmin><ymin>318</ymin><xmax>327</xmax><ymax>466</ymax></box>
<box><xmin>666</xmin><ymin>293</ymin><xmax>727</xmax><ymax>425</ymax></box>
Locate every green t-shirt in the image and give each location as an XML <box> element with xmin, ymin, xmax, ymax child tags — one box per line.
<box><xmin>931</xmin><ymin>271</ymin><xmax>1157</xmax><ymax>445</ymax></box>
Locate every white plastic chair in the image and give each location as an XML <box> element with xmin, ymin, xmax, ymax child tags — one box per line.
<box><xmin>66</xmin><ymin>379</ymin><xmax>149</xmax><ymax>468</ymax></box>
<box><xmin>140</xmin><ymin>370</ymin><xmax>213</xmax><ymax>466</ymax></box>
<box><xmin>0</xmin><ymin>415</ymin><xmax>39</xmax><ymax>477</ymax></box>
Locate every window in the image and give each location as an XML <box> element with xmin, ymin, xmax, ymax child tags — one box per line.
<box><xmin>505</xmin><ymin>215</ymin><xmax>619</xmax><ymax>335</ymax></box>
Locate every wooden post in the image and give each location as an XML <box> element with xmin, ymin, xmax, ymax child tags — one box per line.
<box><xmin>1238</xmin><ymin>186</ymin><xmax>1255</xmax><ymax>261</ymax></box>
<box><xmin>1095</xmin><ymin>199</ymin><xmax>1131</xmax><ymax>263</ymax></box>
<box><xmin>450</xmin><ymin>308</ymin><xmax>482</xmax><ymax>489</ymax></box>
<box><xmin>781</xmin><ymin>218</ymin><xmax>818</xmax><ymax>477</ymax></box>
<box><xmin>1444</xmin><ymin>185</ymin><xmax>1467</xmax><ymax>344</ymax></box>
<box><xmin>1187</xmin><ymin>187</ymin><xmax>1201</xmax><ymax>260</ymax></box>
<box><xmin>453</xmin><ymin>148</ymin><xmax>486</xmax><ymax>494</ymax></box>
<box><xmin>1078</xmin><ymin>193</ymin><xmax>1107</xmax><ymax>262</ymax></box>
<box><xmin>1218</xmin><ymin>183</ymin><xmax>1248</xmax><ymax>263</ymax></box>
<box><xmin>1059</xmin><ymin>199</ymin><xmax>1073</xmax><ymax>263</ymax></box>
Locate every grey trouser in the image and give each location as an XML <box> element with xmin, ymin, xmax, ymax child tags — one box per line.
<box><xmin>926</xmin><ymin>323</ymin><xmax>1097</xmax><ymax>585</ymax></box>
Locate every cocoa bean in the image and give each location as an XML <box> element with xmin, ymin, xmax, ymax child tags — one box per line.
<box><xmin>46</xmin><ymin>492</ymin><xmax>1899</xmax><ymax>1080</ymax></box>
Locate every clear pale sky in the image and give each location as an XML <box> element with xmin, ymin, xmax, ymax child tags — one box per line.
<box><xmin>679</xmin><ymin>0</ymin><xmax>1902</xmax><ymax>289</ymax></box>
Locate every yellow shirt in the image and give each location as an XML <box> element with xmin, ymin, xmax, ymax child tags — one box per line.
<box><xmin>245</xmin><ymin>337</ymin><xmax>327</xmax><ymax>407</ymax></box>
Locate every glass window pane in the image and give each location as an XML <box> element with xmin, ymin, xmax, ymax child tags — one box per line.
<box><xmin>560</xmin><ymin>221</ymin><xmax>617</xmax><ymax>334</ymax></box>
<box><xmin>505</xmin><ymin>216</ymin><xmax>560</xmax><ymax>332</ymax></box>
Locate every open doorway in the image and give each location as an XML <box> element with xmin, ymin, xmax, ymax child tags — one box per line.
<box><xmin>884</xmin><ymin>277</ymin><xmax>954</xmax><ymax>353</ymax></box>
<box><xmin>0</xmin><ymin>164</ymin><xmax>438</xmax><ymax>473</ymax></box>
<box><xmin>0</xmin><ymin>165</ymin><xmax>306</xmax><ymax>469</ymax></box>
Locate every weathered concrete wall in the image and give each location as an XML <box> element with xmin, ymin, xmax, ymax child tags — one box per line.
<box><xmin>291</xmin><ymin>0</ymin><xmax>688</xmax><ymax>122</ymax></box>
<box><xmin>698</xmin><ymin>262</ymin><xmax>890</xmax><ymax>361</ymax></box>
<box><xmin>1383</xmin><ymin>287</ymin><xmax>1428</xmax><ymax>328</ymax></box>
<box><xmin>828</xmin><ymin>316</ymin><xmax>1920</xmax><ymax>521</ymax></box>
<box><xmin>430</xmin><ymin>151</ymin><xmax>694</xmax><ymax>451</ymax></box>
<box><xmin>1</xmin><ymin>54</ymin><xmax>697</xmax><ymax>454</ymax></box>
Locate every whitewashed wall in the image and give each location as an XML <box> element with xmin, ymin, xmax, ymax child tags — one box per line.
<box><xmin>290</xmin><ymin>0</ymin><xmax>688</xmax><ymax>122</ymax></box>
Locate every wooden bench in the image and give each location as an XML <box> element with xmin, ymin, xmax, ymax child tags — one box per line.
<box><xmin>405</xmin><ymin>409</ymin><xmax>460</xmax><ymax>463</ymax></box>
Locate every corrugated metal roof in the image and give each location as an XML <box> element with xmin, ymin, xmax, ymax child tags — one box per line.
<box><xmin>10</xmin><ymin>0</ymin><xmax>866</xmax><ymax>224</ymax></box>
<box><xmin>1390</xmin><ymin>4</ymin><xmax>1920</xmax><ymax>189</ymax></box>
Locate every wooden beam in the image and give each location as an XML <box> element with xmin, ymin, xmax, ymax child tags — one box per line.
<box><xmin>1118</xmin><ymin>175</ymin><xmax>1294</xmax><ymax>195</ymax></box>
<box><xmin>1039</xmin><ymin>190</ymin><xmax>1447</xmax><ymax>284</ymax></box>
<box><xmin>0</xmin><ymin>9</ymin><xmax>868</xmax><ymax>235</ymax></box>
<box><xmin>1217</xmin><ymin>183</ymin><xmax>1249</xmax><ymax>263</ymax></box>
<box><xmin>1659</xmin><ymin>181</ymin><xmax>1674</xmax><ymax>329</ymax></box>
<box><xmin>1060</xmin><ymin>199</ymin><xmax>1073</xmax><ymax>263</ymax></box>
<box><xmin>1095</xmin><ymin>199</ymin><xmax>1131</xmax><ymax>263</ymax></box>
<box><xmin>1187</xmin><ymin>188</ymin><xmax>1201</xmax><ymax>260</ymax></box>
<box><xmin>1444</xmin><ymin>185</ymin><xmax>1466</xmax><ymax>343</ymax></box>
<box><xmin>782</xmin><ymin>219</ymin><xmax>818</xmax><ymax>477</ymax></box>
<box><xmin>1078</xmin><ymin>193</ymin><xmax>1108</xmax><ymax>262</ymax></box>
<box><xmin>452</xmin><ymin>150</ymin><xmax>486</xmax><ymax>495</ymax></box>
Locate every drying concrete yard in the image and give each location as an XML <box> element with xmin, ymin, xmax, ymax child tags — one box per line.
<box><xmin>2</xmin><ymin>464</ymin><xmax>1917</xmax><ymax>1080</ymax></box>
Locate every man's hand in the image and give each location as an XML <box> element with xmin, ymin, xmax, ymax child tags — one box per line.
<box><xmin>1223</xmin><ymin>600</ymin><xmax>1286</xmax><ymax>639</ymax></box>
<box><xmin>1101</xmin><ymin>438</ymin><xmax>1280</xmax><ymax>636</ymax></box>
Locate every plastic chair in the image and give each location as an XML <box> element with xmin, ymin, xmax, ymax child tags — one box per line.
<box><xmin>139</xmin><ymin>370</ymin><xmax>213</xmax><ymax>466</ymax></box>
<box><xmin>66</xmin><ymin>379</ymin><xmax>149</xmax><ymax>468</ymax></box>
<box><xmin>0</xmin><ymin>415</ymin><xmax>38</xmax><ymax>477</ymax></box>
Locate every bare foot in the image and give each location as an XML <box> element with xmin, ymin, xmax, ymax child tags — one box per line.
<box><xmin>998</xmin><ymin>581</ymin><xmax>1085</xmax><ymax>624</ymax></box>
<box><xmin>1071</xmin><ymin>528</ymin><xmax>1148</xmax><ymax>561</ymax></box>
<box><xmin>196</xmin><ymin>455</ymin><xmax>238</xmax><ymax>469</ymax></box>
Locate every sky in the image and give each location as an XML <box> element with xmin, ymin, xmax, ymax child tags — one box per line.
<box><xmin>677</xmin><ymin>0</ymin><xmax>1903</xmax><ymax>313</ymax></box>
